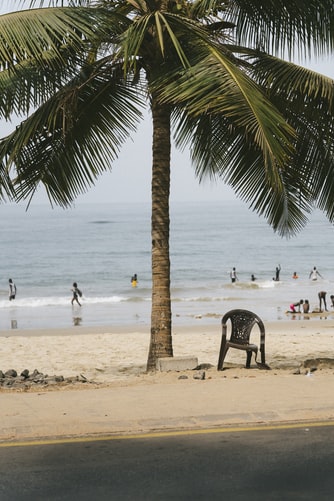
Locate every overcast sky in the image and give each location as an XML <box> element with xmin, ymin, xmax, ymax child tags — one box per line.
<box><xmin>1</xmin><ymin>2</ymin><xmax>333</xmax><ymax>205</ymax></box>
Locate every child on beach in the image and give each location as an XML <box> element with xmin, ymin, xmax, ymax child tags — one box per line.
<box><xmin>303</xmin><ymin>300</ymin><xmax>310</xmax><ymax>313</ymax></box>
<box><xmin>289</xmin><ymin>299</ymin><xmax>303</xmax><ymax>313</ymax></box>
<box><xmin>71</xmin><ymin>282</ymin><xmax>82</xmax><ymax>306</ymax></box>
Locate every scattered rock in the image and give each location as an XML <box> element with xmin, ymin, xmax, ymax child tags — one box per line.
<box><xmin>193</xmin><ymin>371</ymin><xmax>206</xmax><ymax>380</ymax></box>
<box><xmin>0</xmin><ymin>368</ymin><xmax>94</xmax><ymax>391</ymax></box>
<box><xmin>178</xmin><ymin>375</ymin><xmax>188</xmax><ymax>380</ymax></box>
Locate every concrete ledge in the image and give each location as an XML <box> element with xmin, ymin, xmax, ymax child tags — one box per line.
<box><xmin>157</xmin><ymin>356</ymin><xmax>198</xmax><ymax>372</ymax></box>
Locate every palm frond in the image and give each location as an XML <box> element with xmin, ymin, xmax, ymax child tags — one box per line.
<box><xmin>122</xmin><ymin>11</ymin><xmax>197</xmax><ymax>73</ymax></box>
<box><xmin>0</xmin><ymin>46</ymin><xmax>81</xmax><ymax>119</ymax></box>
<box><xmin>0</xmin><ymin>7</ymin><xmax>98</xmax><ymax>66</ymax></box>
<box><xmin>0</xmin><ymin>6</ymin><xmax>130</xmax><ymax>116</ymax></box>
<box><xmin>173</xmin><ymin>110</ymin><xmax>311</xmax><ymax>236</ymax></box>
<box><xmin>161</xmin><ymin>52</ymin><xmax>295</xmax><ymax>183</ymax></box>
<box><xmin>226</xmin><ymin>0</ymin><xmax>334</xmax><ymax>58</ymax></box>
<box><xmin>0</xmin><ymin>162</ymin><xmax>15</xmax><ymax>202</ymax></box>
<box><xmin>0</xmin><ymin>62</ymin><xmax>145</xmax><ymax>206</ymax></box>
<box><xmin>246</xmin><ymin>52</ymin><xmax>334</xmax><ymax>221</ymax></box>
<box><xmin>247</xmin><ymin>50</ymin><xmax>334</xmax><ymax>106</ymax></box>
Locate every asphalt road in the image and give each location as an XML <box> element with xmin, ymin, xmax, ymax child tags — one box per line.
<box><xmin>1</xmin><ymin>423</ymin><xmax>334</xmax><ymax>500</ymax></box>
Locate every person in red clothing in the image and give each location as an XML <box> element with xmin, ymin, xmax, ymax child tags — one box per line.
<box><xmin>289</xmin><ymin>299</ymin><xmax>303</xmax><ymax>313</ymax></box>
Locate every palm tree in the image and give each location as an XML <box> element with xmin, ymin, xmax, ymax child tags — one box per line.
<box><xmin>0</xmin><ymin>1</ymin><xmax>333</xmax><ymax>370</ymax></box>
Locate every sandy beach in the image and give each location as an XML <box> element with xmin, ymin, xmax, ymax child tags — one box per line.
<box><xmin>1</xmin><ymin>318</ymin><xmax>334</xmax><ymax>386</ymax></box>
<box><xmin>1</xmin><ymin>318</ymin><xmax>334</xmax><ymax>443</ymax></box>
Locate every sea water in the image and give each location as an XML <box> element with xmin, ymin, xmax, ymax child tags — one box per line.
<box><xmin>0</xmin><ymin>200</ymin><xmax>333</xmax><ymax>331</ymax></box>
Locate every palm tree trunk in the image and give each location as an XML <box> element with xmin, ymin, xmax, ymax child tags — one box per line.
<box><xmin>146</xmin><ymin>96</ymin><xmax>173</xmax><ymax>371</ymax></box>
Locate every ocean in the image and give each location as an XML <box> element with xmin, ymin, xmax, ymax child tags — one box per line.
<box><xmin>0</xmin><ymin>200</ymin><xmax>333</xmax><ymax>331</ymax></box>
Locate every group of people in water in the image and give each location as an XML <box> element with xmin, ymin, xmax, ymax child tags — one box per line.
<box><xmin>7</xmin><ymin>275</ymin><xmax>139</xmax><ymax>307</ymax></box>
<box><xmin>228</xmin><ymin>265</ymin><xmax>334</xmax><ymax>314</ymax></box>
<box><xmin>8</xmin><ymin>267</ymin><xmax>332</xmax><ymax>314</ymax></box>
<box><xmin>286</xmin><ymin>266</ymin><xmax>332</xmax><ymax>314</ymax></box>
<box><xmin>230</xmin><ymin>265</ymin><xmax>324</xmax><ymax>284</ymax></box>
<box><xmin>8</xmin><ymin>278</ymin><xmax>84</xmax><ymax>307</ymax></box>
<box><xmin>289</xmin><ymin>291</ymin><xmax>334</xmax><ymax>314</ymax></box>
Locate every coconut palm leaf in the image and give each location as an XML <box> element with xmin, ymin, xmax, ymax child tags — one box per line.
<box><xmin>0</xmin><ymin>7</ymin><xmax>97</xmax><ymax>65</ymax></box>
<box><xmin>224</xmin><ymin>0</ymin><xmax>334</xmax><ymax>57</ymax></box>
<box><xmin>0</xmin><ymin>60</ymin><xmax>144</xmax><ymax>206</ymax></box>
<box><xmin>172</xmin><ymin>109</ymin><xmax>310</xmax><ymax>236</ymax></box>
<box><xmin>245</xmin><ymin>51</ymin><xmax>334</xmax><ymax>221</ymax></box>
<box><xmin>160</xmin><ymin>52</ymin><xmax>295</xmax><ymax>174</ymax></box>
<box><xmin>0</xmin><ymin>5</ymin><xmax>130</xmax><ymax>117</ymax></box>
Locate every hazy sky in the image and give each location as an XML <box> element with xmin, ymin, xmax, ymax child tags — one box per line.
<box><xmin>1</xmin><ymin>2</ymin><xmax>333</xmax><ymax>205</ymax></box>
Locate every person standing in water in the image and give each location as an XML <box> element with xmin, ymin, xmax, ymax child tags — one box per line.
<box><xmin>275</xmin><ymin>264</ymin><xmax>281</xmax><ymax>281</ymax></box>
<box><xmin>309</xmin><ymin>266</ymin><xmax>323</xmax><ymax>280</ymax></box>
<box><xmin>131</xmin><ymin>274</ymin><xmax>138</xmax><ymax>287</ymax></box>
<box><xmin>318</xmin><ymin>291</ymin><xmax>328</xmax><ymax>311</ymax></box>
<box><xmin>71</xmin><ymin>282</ymin><xmax>82</xmax><ymax>306</ymax></box>
<box><xmin>230</xmin><ymin>267</ymin><xmax>238</xmax><ymax>283</ymax></box>
<box><xmin>331</xmin><ymin>295</ymin><xmax>334</xmax><ymax>308</ymax></box>
<box><xmin>8</xmin><ymin>279</ymin><xmax>16</xmax><ymax>301</ymax></box>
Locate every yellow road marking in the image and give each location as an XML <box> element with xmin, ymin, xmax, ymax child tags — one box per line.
<box><xmin>1</xmin><ymin>420</ymin><xmax>334</xmax><ymax>448</ymax></box>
